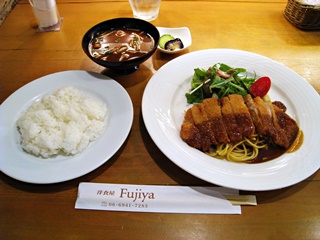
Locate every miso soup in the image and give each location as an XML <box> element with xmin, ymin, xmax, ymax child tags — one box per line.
<box><xmin>89</xmin><ymin>28</ymin><xmax>154</xmax><ymax>62</ymax></box>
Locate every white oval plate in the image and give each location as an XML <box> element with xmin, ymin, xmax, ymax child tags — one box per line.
<box><xmin>0</xmin><ymin>70</ymin><xmax>133</xmax><ymax>184</ymax></box>
<box><xmin>157</xmin><ymin>27</ymin><xmax>192</xmax><ymax>54</ymax></box>
<box><xmin>142</xmin><ymin>49</ymin><xmax>320</xmax><ymax>191</ymax></box>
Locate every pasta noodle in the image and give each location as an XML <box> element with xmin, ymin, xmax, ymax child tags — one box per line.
<box><xmin>207</xmin><ymin>134</ymin><xmax>268</xmax><ymax>162</ymax></box>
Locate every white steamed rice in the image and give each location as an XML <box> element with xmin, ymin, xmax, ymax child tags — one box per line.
<box><xmin>16</xmin><ymin>86</ymin><xmax>107</xmax><ymax>158</ymax></box>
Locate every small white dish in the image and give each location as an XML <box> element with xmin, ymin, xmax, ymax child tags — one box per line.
<box><xmin>157</xmin><ymin>27</ymin><xmax>192</xmax><ymax>54</ymax></box>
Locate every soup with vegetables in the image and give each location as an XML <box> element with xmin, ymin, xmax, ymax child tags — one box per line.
<box><xmin>89</xmin><ymin>28</ymin><xmax>155</xmax><ymax>62</ymax></box>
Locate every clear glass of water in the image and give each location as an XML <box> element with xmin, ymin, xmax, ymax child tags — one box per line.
<box><xmin>128</xmin><ymin>0</ymin><xmax>161</xmax><ymax>21</ymax></box>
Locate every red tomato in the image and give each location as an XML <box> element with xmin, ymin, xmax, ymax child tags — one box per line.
<box><xmin>250</xmin><ymin>76</ymin><xmax>271</xmax><ymax>98</ymax></box>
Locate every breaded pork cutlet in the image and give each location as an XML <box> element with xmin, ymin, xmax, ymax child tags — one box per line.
<box><xmin>197</xmin><ymin>103</ymin><xmax>218</xmax><ymax>145</ymax></box>
<box><xmin>190</xmin><ymin>104</ymin><xmax>213</xmax><ymax>151</ymax></box>
<box><xmin>269</xmin><ymin>102</ymin><xmax>299</xmax><ymax>149</ymax></box>
<box><xmin>253</xmin><ymin>96</ymin><xmax>278</xmax><ymax>138</ymax></box>
<box><xmin>228</xmin><ymin>94</ymin><xmax>255</xmax><ymax>138</ymax></box>
<box><xmin>220</xmin><ymin>96</ymin><xmax>242</xmax><ymax>142</ymax></box>
<box><xmin>243</xmin><ymin>94</ymin><xmax>265</xmax><ymax>134</ymax></box>
<box><xmin>180</xmin><ymin>108</ymin><xmax>202</xmax><ymax>149</ymax></box>
<box><xmin>180</xmin><ymin>94</ymin><xmax>299</xmax><ymax>152</ymax></box>
<box><xmin>202</xmin><ymin>98</ymin><xmax>230</xmax><ymax>143</ymax></box>
<box><xmin>244</xmin><ymin>94</ymin><xmax>299</xmax><ymax>149</ymax></box>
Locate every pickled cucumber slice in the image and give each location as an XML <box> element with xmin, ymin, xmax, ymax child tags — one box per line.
<box><xmin>159</xmin><ymin>34</ymin><xmax>175</xmax><ymax>49</ymax></box>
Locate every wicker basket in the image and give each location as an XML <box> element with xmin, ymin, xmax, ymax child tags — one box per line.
<box><xmin>284</xmin><ymin>0</ymin><xmax>320</xmax><ymax>30</ymax></box>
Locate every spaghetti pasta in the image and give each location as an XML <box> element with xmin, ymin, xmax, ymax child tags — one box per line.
<box><xmin>207</xmin><ymin>134</ymin><xmax>268</xmax><ymax>162</ymax></box>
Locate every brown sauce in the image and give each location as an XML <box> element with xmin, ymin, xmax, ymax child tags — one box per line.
<box><xmin>248</xmin><ymin>143</ymin><xmax>286</xmax><ymax>164</ymax></box>
<box><xmin>287</xmin><ymin>130</ymin><xmax>304</xmax><ymax>153</ymax></box>
<box><xmin>89</xmin><ymin>28</ymin><xmax>154</xmax><ymax>62</ymax></box>
<box><xmin>249</xmin><ymin>130</ymin><xmax>303</xmax><ymax>164</ymax></box>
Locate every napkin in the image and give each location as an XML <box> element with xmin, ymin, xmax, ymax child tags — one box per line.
<box><xmin>75</xmin><ymin>183</ymin><xmax>243</xmax><ymax>214</ymax></box>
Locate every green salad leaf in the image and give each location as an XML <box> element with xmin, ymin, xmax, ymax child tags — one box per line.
<box><xmin>186</xmin><ymin>63</ymin><xmax>256</xmax><ymax>104</ymax></box>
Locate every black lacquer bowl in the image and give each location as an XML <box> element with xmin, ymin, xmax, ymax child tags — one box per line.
<box><xmin>82</xmin><ymin>18</ymin><xmax>160</xmax><ymax>74</ymax></box>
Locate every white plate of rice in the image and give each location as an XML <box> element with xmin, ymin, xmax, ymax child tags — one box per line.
<box><xmin>0</xmin><ymin>70</ymin><xmax>133</xmax><ymax>184</ymax></box>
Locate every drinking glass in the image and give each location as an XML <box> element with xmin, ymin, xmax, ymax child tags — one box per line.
<box><xmin>128</xmin><ymin>0</ymin><xmax>161</xmax><ymax>21</ymax></box>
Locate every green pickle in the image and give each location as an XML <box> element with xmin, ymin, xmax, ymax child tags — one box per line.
<box><xmin>158</xmin><ymin>34</ymin><xmax>175</xmax><ymax>49</ymax></box>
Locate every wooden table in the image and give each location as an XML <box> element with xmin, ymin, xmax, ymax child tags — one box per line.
<box><xmin>1</xmin><ymin>1</ymin><xmax>320</xmax><ymax>239</ymax></box>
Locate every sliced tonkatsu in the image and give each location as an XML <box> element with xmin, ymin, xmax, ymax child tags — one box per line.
<box><xmin>202</xmin><ymin>98</ymin><xmax>230</xmax><ymax>143</ymax></box>
<box><xmin>180</xmin><ymin>94</ymin><xmax>299</xmax><ymax>151</ymax></box>
<box><xmin>220</xmin><ymin>96</ymin><xmax>243</xmax><ymax>142</ymax></box>
<box><xmin>228</xmin><ymin>94</ymin><xmax>255</xmax><ymax>138</ymax></box>
<box><xmin>180</xmin><ymin>108</ymin><xmax>202</xmax><ymax>150</ymax></box>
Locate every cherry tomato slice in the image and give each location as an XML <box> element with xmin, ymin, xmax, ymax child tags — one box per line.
<box><xmin>250</xmin><ymin>76</ymin><xmax>271</xmax><ymax>98</ymax></box>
